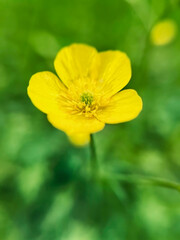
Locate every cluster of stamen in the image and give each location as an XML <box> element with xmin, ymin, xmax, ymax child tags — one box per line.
<box><xmin>60</xmin><ymin>83</ymin><xmax>101</xmax><ymax>117</ymax></box>
<box><xmin>81</xmin><ymin>92</ymin><xmax>93</xmax><ymax>106</ymax></box>
<box><xmin>77</xmin><ymin>92</ymin><xmax>98</xmax><ymax>117</ymax></box>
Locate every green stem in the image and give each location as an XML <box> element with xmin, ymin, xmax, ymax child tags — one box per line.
<box><xmin>104</xmin><ymin>172</ymin><xmax>180</xmax><ymax>192</ymax></box>
<box><xmin>89</xmin><ymin>134</ymin><xmax>98</xmax><ymax>177</ymax></box>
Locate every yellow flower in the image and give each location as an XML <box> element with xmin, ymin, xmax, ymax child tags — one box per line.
<box><xmin>68</xmin><ymin>133</ymin><xmax>90</xmax><ymax>146</ymax></box>
<box><xmin>150</xmin><ymin>19</ymin><xmax>177</xmax><ymax>46</ymax></box>
<box><xmin>28</xmin><ymin>44</ymin><xmax>142</xmax><ymax>145</ymax></box>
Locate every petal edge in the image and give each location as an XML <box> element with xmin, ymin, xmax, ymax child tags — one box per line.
<box><xmin>27</xmin><ymin>71</ymin><xmax>66</xmax><ymax>114</ymax></box>
<box><xmin>96</xmin><ymin>89</ymin><xmax>143</xmax><ymax>124</ymax></box>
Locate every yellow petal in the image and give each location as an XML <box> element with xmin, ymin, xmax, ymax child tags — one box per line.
<box><xmin>27</xmin><ymin>71</ymin><xmax>66</xmax><ymax>114</ymax></box>
<box><xmin>54</xmin><ymin>43</ymin><xmax>100</xmax><ymax>87</ymax></box>
<box><xmin>67</xmin><ymin>133</ymin><xmax>90</xmax><ymax>146</ymax></box>
<box><xmin>96</xmin><ymin>89</ymin><xmax>142</xmax><ymax>124</ymax></box>
<box><xmin>150</xmin><ymin>19</ymin><xmax>177</xmax><ymax>46</ymax></box>
<box><xmin>47</xmin><ymin>112</ymin><xmax>105</xmax><ymax>134</ymax></box>
<box><xmin>97</xmin><ymin>51</ymin><xmax>132</xmax><ymax>98</ymax></box>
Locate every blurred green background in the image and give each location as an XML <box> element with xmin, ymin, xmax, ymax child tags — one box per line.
<box><xmin>0</xmin><ymin>0</ymin><xmax>180</xmax><ymax>239</ymax></box>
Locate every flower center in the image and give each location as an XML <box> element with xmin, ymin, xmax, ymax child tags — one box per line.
<box><xmin>75</xmin><ymin>92</ymin><xmax>98</xmax><ymax>117</ymax></box>
<box><xmin>81</xmin><ymin>92</ymin><xmax>93</xmax><ymax>106</ymax></box>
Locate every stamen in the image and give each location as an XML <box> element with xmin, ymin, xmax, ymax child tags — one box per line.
<box><xmin>81</xmin><ymin>92</ymin><xmax>93</xmax><ymax>106</ymax></box>
<box><xmin>75</xmin><ymin>92</ymin><xmax>98</xmax><ymax>117</ymax></box>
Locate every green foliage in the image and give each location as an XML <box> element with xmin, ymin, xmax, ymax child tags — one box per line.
<box><xmin>0</xmin><ymin>0</ymin><xmax>180</xmax><ymax>239</ymax></box>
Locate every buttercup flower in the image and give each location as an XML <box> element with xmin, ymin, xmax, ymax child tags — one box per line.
<box><xmin>28</xmin><ymin>44</ymin><xmax>142</xmax><ymax>145</ymax></box>
<box><xmin>150</xmin><ymin>19</ymin><xmax>177</xmax><ymax>46</ymax></box>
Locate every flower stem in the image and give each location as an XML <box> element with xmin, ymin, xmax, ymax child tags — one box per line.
<box><xmin>89</xmin><ymin>134</ymin><xmax>98</xmax><ymax>178</ymax></box>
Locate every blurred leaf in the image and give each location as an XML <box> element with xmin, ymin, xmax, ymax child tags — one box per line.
<box><xmin>29</xmin><ymin>31</ymin><xmax>60</xmax><ymax>59</ymax></box>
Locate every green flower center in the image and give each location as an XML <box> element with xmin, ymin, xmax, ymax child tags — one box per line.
<box><xmin>81</xmin><ymin>92</ymin><xmax>93</xmax><ymax>106</ymax></box>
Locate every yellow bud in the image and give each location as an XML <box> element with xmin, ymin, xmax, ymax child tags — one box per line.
<box><xmin>150</xmin><ymin>19</ymin><xmax>177</xmax><ymax>46</ymax></box>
